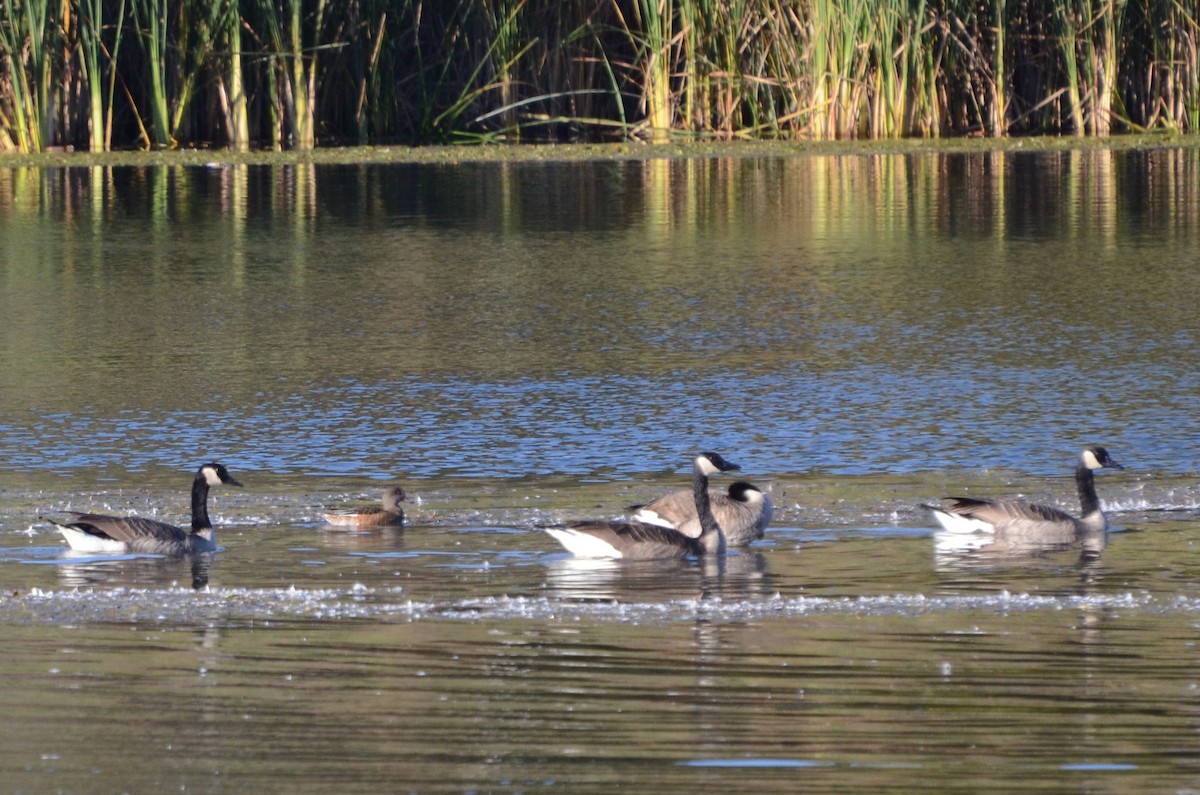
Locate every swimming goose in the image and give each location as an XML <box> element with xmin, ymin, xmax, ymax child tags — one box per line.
<box><xmin>922</xmin><ymin>446</ymin><xmax>1123</xmax><ymax>545</ymax></box>
<box><xmin>322</xmin><ymin>486</ymin><xmax>407</xmax><ymax>527</ymax></box>
<box><xmin>543</xmin><ymin>452</ymin><xmax>739</xmax><ymax>560</ymax></box>
<box><xmin>629</xmin><ymin>480</ymin><xmax>772</xmax><ymax>547</ymax></box>
<box><xmin>43</xmin><ymin>463</ymin><xmax>243</xmax><ymax>555</ymax></box>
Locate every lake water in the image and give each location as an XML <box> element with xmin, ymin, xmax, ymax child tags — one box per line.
<box><xmin>2</xmin><ymin>147</ymin><xmax>1200</xmax><ymax>792</ymax></box>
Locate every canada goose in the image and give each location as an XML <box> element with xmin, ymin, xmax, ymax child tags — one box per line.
<box><xmin>922</xmin><ymin>446</ymin><xmax>1123</xmax><ymax>545</ymax></box>
<box><xmin>629</xmin><ymin>480</ymin><xmax>772</xmax><ymax>547</ymax></box>
<box><xmin>543</xmin><ymin>452</ymin><xmax>739</xmax><ymax>560</ymax></box>
<box><xmin>322</xmin><ymin>486</ymin><xmax>406</xmax><ymax>527</ymax></box>
<box><xmin>43</xmin><ymin>463</ymin><xmax>243</xmax><ymax>555</ymax></box>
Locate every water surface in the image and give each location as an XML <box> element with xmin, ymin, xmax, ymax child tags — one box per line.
<box><xmin>2</xmin><ymin>148</ymin><xmax>1200</xmax><ymax>792</ymax></box>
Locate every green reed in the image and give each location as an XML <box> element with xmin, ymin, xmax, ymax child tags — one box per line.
<box><xmin>1053</xmin><ymin>0</ymin><xmax>1126</xmax><ymax>135</ymax></box>
<box><xmin>244</xmin><ymin>0</ymin><xmax>325</xmax><ymax>149</ymax></box>
<box><xmin>438</xmin><ymin>0</ymin><xmax>538</xmax><ymax>142</ymax></box>
<box><xmin>0</xmin><ymin>0</ymin><xmax>54</xmax><ymax>151</ymax></box>
<box><xmin>78</xmin><ymin>0</ymin><xmax>126</xmax><ymax>150</ymax></box>
<box><xmin>349</xmin><ymin>0</ymin><xmax>387</xmax><ymax>144</ymax></box>
<box><xmin>245</xmin><ymin>0</ymin><xmax>286</xmax><ymax>149</ymax></box>
<box><xmin>1118</xmin><ymin>0</ymin><xmax>1197</xmax><ymax>132</ymax></box>
<box><xmin>78</xmin><ymin>0</ymin><xmax>104</xmax><ymax>150</ymax></box>
<box><xmin>289</xmin><ymin>0</ymin><xmax>323</xmax><ymax>149</ymax></box>
<box><xmin>129</xmin><ymin>0</ymin><xmax>169</xmax><ymax>146</ymax></box>
<box><xmin>937</xmin><ymin>0</ymin><xmax>1007</xmax><ymax>136</ymax></box>
<box><xmin>480</xmin><ymin>0</ymin><xmax>524</xmax><ymax>138</ymax></box>
<box><xmin>220</xmin><ymin>0</ymin><xmax>247</xmax><ymax>150</ymax></box>
<box><xmin>618</xmin><ymin>0</ymin><xmax>675</xmax><ymax>141</ymax></box>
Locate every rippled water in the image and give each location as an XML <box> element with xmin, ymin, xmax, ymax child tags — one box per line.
<box><xmin>2</xmin><ymin>147</ymin><xmax>1200</xmax><ymax>792</ymax></box>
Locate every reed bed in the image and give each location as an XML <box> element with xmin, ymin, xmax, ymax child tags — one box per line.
<box><xmin>1</xmin><ymin>0</ymin><xmax>1197</xmax><ymax>151</ymax></box>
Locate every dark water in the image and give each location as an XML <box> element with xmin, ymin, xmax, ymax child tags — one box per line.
<box><xmin>2</xmin><ymin>148</ymin><xmax>1200</xmax><ymax>792</ymax></box>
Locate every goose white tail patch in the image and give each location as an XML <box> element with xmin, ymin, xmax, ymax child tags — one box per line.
<box><xmin>57</xmin><ymin>526</ymin><xmax>128</xmax><ymax>554</ymax></box>
<box><xmin>926</xmin><ymin>508</ymin><xmax>995</xmax><ymax>535</ymax></box>
<box><xmin>543</xmin><ymin>527</ymin><xmax>623</xmax><ymax>559</ymax></box>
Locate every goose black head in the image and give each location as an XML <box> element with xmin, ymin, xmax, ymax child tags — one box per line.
<box><xmin>199</xmin><ymin>463</ymin><xmax>243</xmax><ymax>487</ymax></box>
<box><xmin>696</xmin><ymin>452</ymin><xmax>741</xmax><ymax>475</ymax></box>
<box><xmin>1081</xmin><ymin>446</ymin><xmax>1123</xmax><ymax>471</ymax></box>
<box><xmin>727</xmin><ymin>481</ymin><xmax>765</xmax><ymax>503</ymax></box>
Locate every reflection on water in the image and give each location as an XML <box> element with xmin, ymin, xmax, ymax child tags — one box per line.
<box><xmin>6</xmin><ymin>533</ymin><xmax>220</xmax><ymax>588</ymax></box>
<box><xmin>2</xmin><ymin>149</ymin><xmax>1200</xmax><ymax>479</ymax></box>
<box><xmin>4</xmin><ymin>580</ymin><xmax>1200</xmax><ymax>791</ymax></box>
<box><xmin>542</xmin><ymin>551</ymin><xmax>771</xmax><ymax>604</ymax></box>
<box><xmin>47</xmin><ymin>549</ymin><xmax>215</xmax><ymax>590</ymax></box>
<box><xmin>3</xmin><ymin>148</ymin><xmax>1200</xmax><ymax>791</ymax></box>
<box><xmin>4</xmin><ymin>518</ymin><xmax>1200</xmax><ymax>791</ymax></box>
<box><xmin>931</xmin><ymin>528</ymin><xmax>1109</xmax><ymax>577</ymax></box>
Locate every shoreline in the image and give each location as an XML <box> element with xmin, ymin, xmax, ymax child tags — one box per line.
<box><xmin>3</xmin><ymin>134</ymin><xmax>1198</xmax><ymax>168</ymax></box>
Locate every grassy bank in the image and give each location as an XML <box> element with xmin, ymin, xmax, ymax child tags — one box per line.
<box><xmin>2</xmin><ymin>0</ymin><xmax>1198</xmax><ymax>152</ymax></box>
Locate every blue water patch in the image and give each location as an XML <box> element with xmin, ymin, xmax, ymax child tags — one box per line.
<box><xmin>21</xmin><ymin>551</ymin><xmax>163</xmax><ymax>565</ymax></box>
<box><xmin>6</xmin><ymin>360</ymin><xmax>1191</xmax><ymax>480</ymax></box>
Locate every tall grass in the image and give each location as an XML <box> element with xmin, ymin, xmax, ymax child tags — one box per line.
<box><xmin>0</xmin><ymin>0</ymin><xmax>55</xmax><ymax>151</ymax></box>
<box><xmin>1120</xmin><ymin>0</ymin><xmax>1198</xmax><ymax>132</ymax></box>
<box><xmin>221</xmin><ymin>0</ymin><xmax>247</xmax><ymax>150</ymax></box>
<box><xmin>613</xmin><ymin>0</ymin><xmax>676</xmax><ymax>142</ymax></box>
<box><xmin>2</xmin><ymin>0</ymin><xmax>1200</xmax><ymax>152</ymax></box>
<box><xmin>129</xmin><ymin>0</ymin><xmax>169</xmax><ymax>146</ymax></box>
<box><xmin>1054</xmin><ymin>0</ymin><xmax>1127</xmax><ymax>135</ymax></box>
<box><xmin>78</xmin><ymin>0</ymin><xmax>126</xmax><ymax>150</ymax></box>
<box><xmin>287</xmin><ymin>0</ymin><xmax>323</xmax><ymax>149</ymax></box>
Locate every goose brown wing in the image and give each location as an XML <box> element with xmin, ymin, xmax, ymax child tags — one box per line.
<box><xmin>61</xmin><ymin>511</ymin><xmax>187</xmax><ymax>544</ymax></box>
<box><xmin>630</xmin><ymin>489</ymin><xmax>702</xmax><ymax>526</ymax></box>
<box><xmin>631</xmin><ymin>488</ymin><xmax>761</xmax><ymax>544</ymax></box>
<box><xmin>565</xmin><ymin>520</ymin><xmax>700</xmax><ymax>560</ymax></box>
<box><xmin>942</xmin><ymin>497</ymin><xmax>1076</xmax><ymax>525</ymax></box>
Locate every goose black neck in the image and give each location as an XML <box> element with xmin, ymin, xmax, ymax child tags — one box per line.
<box><xmin>1075</xmin><ymin>462</ymin><xmax>1101</xmax><ymax>516</ymax></box>
<box><xmin>191</xmin><ymin>474</ymin><xmax>212</xmax><ymax>532</ymax></box>
<box><xmin>693</xmin><ymin>465</ymin><xmax>721</xmax><ymax>539</ymax></box>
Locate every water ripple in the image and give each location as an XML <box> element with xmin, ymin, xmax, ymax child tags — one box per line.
<box><xmin>0</xmin><ymin>585</ymin><xmax>1173</xmax><ymax>626</ymax></box>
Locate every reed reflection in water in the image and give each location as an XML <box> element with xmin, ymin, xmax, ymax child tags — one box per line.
<box><xmin>1</xmin><ymin>148</ymin><xmax>1198</xmax><ymax>480</ymax></box>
